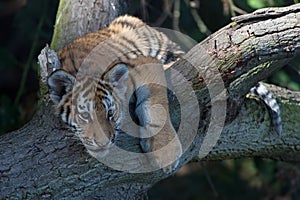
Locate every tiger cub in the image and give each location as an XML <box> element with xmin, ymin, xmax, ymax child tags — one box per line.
<box><xmin>47</xmin><ymin>15</ymin><xmax>183</xmax><ymax>172</ymax></box>
<box><xmin>46</xmin><ymin>15</ymin><xmax>282</xmax><ymax>172</ymax></box>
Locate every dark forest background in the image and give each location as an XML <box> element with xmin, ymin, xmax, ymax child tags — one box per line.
<box><xmin>0</xmin><ymin>0</ymin><xmax>299</xmax><ymax>199</ymax></box>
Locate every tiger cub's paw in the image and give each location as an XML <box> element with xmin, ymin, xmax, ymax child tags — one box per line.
<box><xmin>140</xmin><ymin>135</ymin><xmax>182</xmax><ymax>174</ymax></box>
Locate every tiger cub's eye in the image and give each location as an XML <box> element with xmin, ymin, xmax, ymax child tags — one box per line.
<box><xmin>107</xmin><ymin>110</ymin><xmax>114</xmax><ymax>120</ymax></box>
<box><xmin>81</xmin><ymin>113</ymin><xmax>89</xmax><ymax>119</ymax></box>
<box><xmin>79</xmin><ymin>112</ymin><xmax>90</xmax><ymax>123</ymax></box>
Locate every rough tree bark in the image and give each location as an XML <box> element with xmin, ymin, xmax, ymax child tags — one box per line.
<box><xmin>0</xmin><ymin>1</ymin><xmax>300</xmax><ymax>199</ymax></box>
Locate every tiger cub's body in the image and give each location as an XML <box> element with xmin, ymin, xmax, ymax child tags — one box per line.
<box><xmin>47</xmin><ymin>15</ymin><xmax>183</xmax><ymax>172</ymax></box>
<box><xmin>57</xmin><ymin>15</ymin><xmax>182</xmax><ymax>76</ymax></box>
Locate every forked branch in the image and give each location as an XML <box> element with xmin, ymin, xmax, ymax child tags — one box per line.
<box><xmin>0</xmin><ymin>2</ymin><xmax>299</xmax><ymax>199</ymax></box>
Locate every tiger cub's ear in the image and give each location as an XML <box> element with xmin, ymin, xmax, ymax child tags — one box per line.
<box><xmin>47</xmin><ymin>70</ymin><xmax>75</xmax><ymax>105</ymax></box>
<box><xmin>104</xmin><ymin>63</ymin><xmax>129</xmax><ymax>93</ymax></box>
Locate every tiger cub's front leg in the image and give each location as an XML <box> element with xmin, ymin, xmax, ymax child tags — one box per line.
<box><xmin>138</xmin><ymin>99</ymin><xmax>182</xmax><ymax>173</ymax></box>
<box><xmin>132</xmin><ymin>65</ymin><xmax>182</xmax><ymax>173</ymax></box>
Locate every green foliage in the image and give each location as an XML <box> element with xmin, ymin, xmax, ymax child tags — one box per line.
<box><xmin>247</xmin><ymin>0</ymin><xmax>267</xmax><ymax>8</ymax></box>
<box><xmin>247</xmin><ymin>0</ymin><xmax>285</xmax><ymax>9</ymax></box>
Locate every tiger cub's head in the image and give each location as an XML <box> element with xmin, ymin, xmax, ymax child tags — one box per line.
<box><xmin>47</xmin><ymin>64</ymin><xmax>129</xmax><ymax>157</ymax></box>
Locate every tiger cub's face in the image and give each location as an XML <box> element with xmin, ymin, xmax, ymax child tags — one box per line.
<box><xmin>47</xmin><ymin>64</ymin><xmax>129</xmax><ymax>157</ymax></box>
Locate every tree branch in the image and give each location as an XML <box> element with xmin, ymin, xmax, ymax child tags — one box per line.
<box><xmin>200</xmin><ymin>84</ymin><xmax>300</xmax><ymax>162</ymax></box>
<box><xmin>1</xmin><ymin>2</ymin><xmax>300</xmax><ymax>199</ymax></box>
<box><xmin>165</xmin><ymin>3</ymin><xmax>300</xmax><ymax>163</ymax></box>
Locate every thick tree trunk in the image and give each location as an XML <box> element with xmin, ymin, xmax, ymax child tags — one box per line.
<box><xmin>1</xmin><ymin>2</ymin><xmax>300</xmax><ymax>199</ymax></box>
<box><xmin>50</xmin><ymin>0</ymin><xmax>128</xmax><ymax>50</ymax></box>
